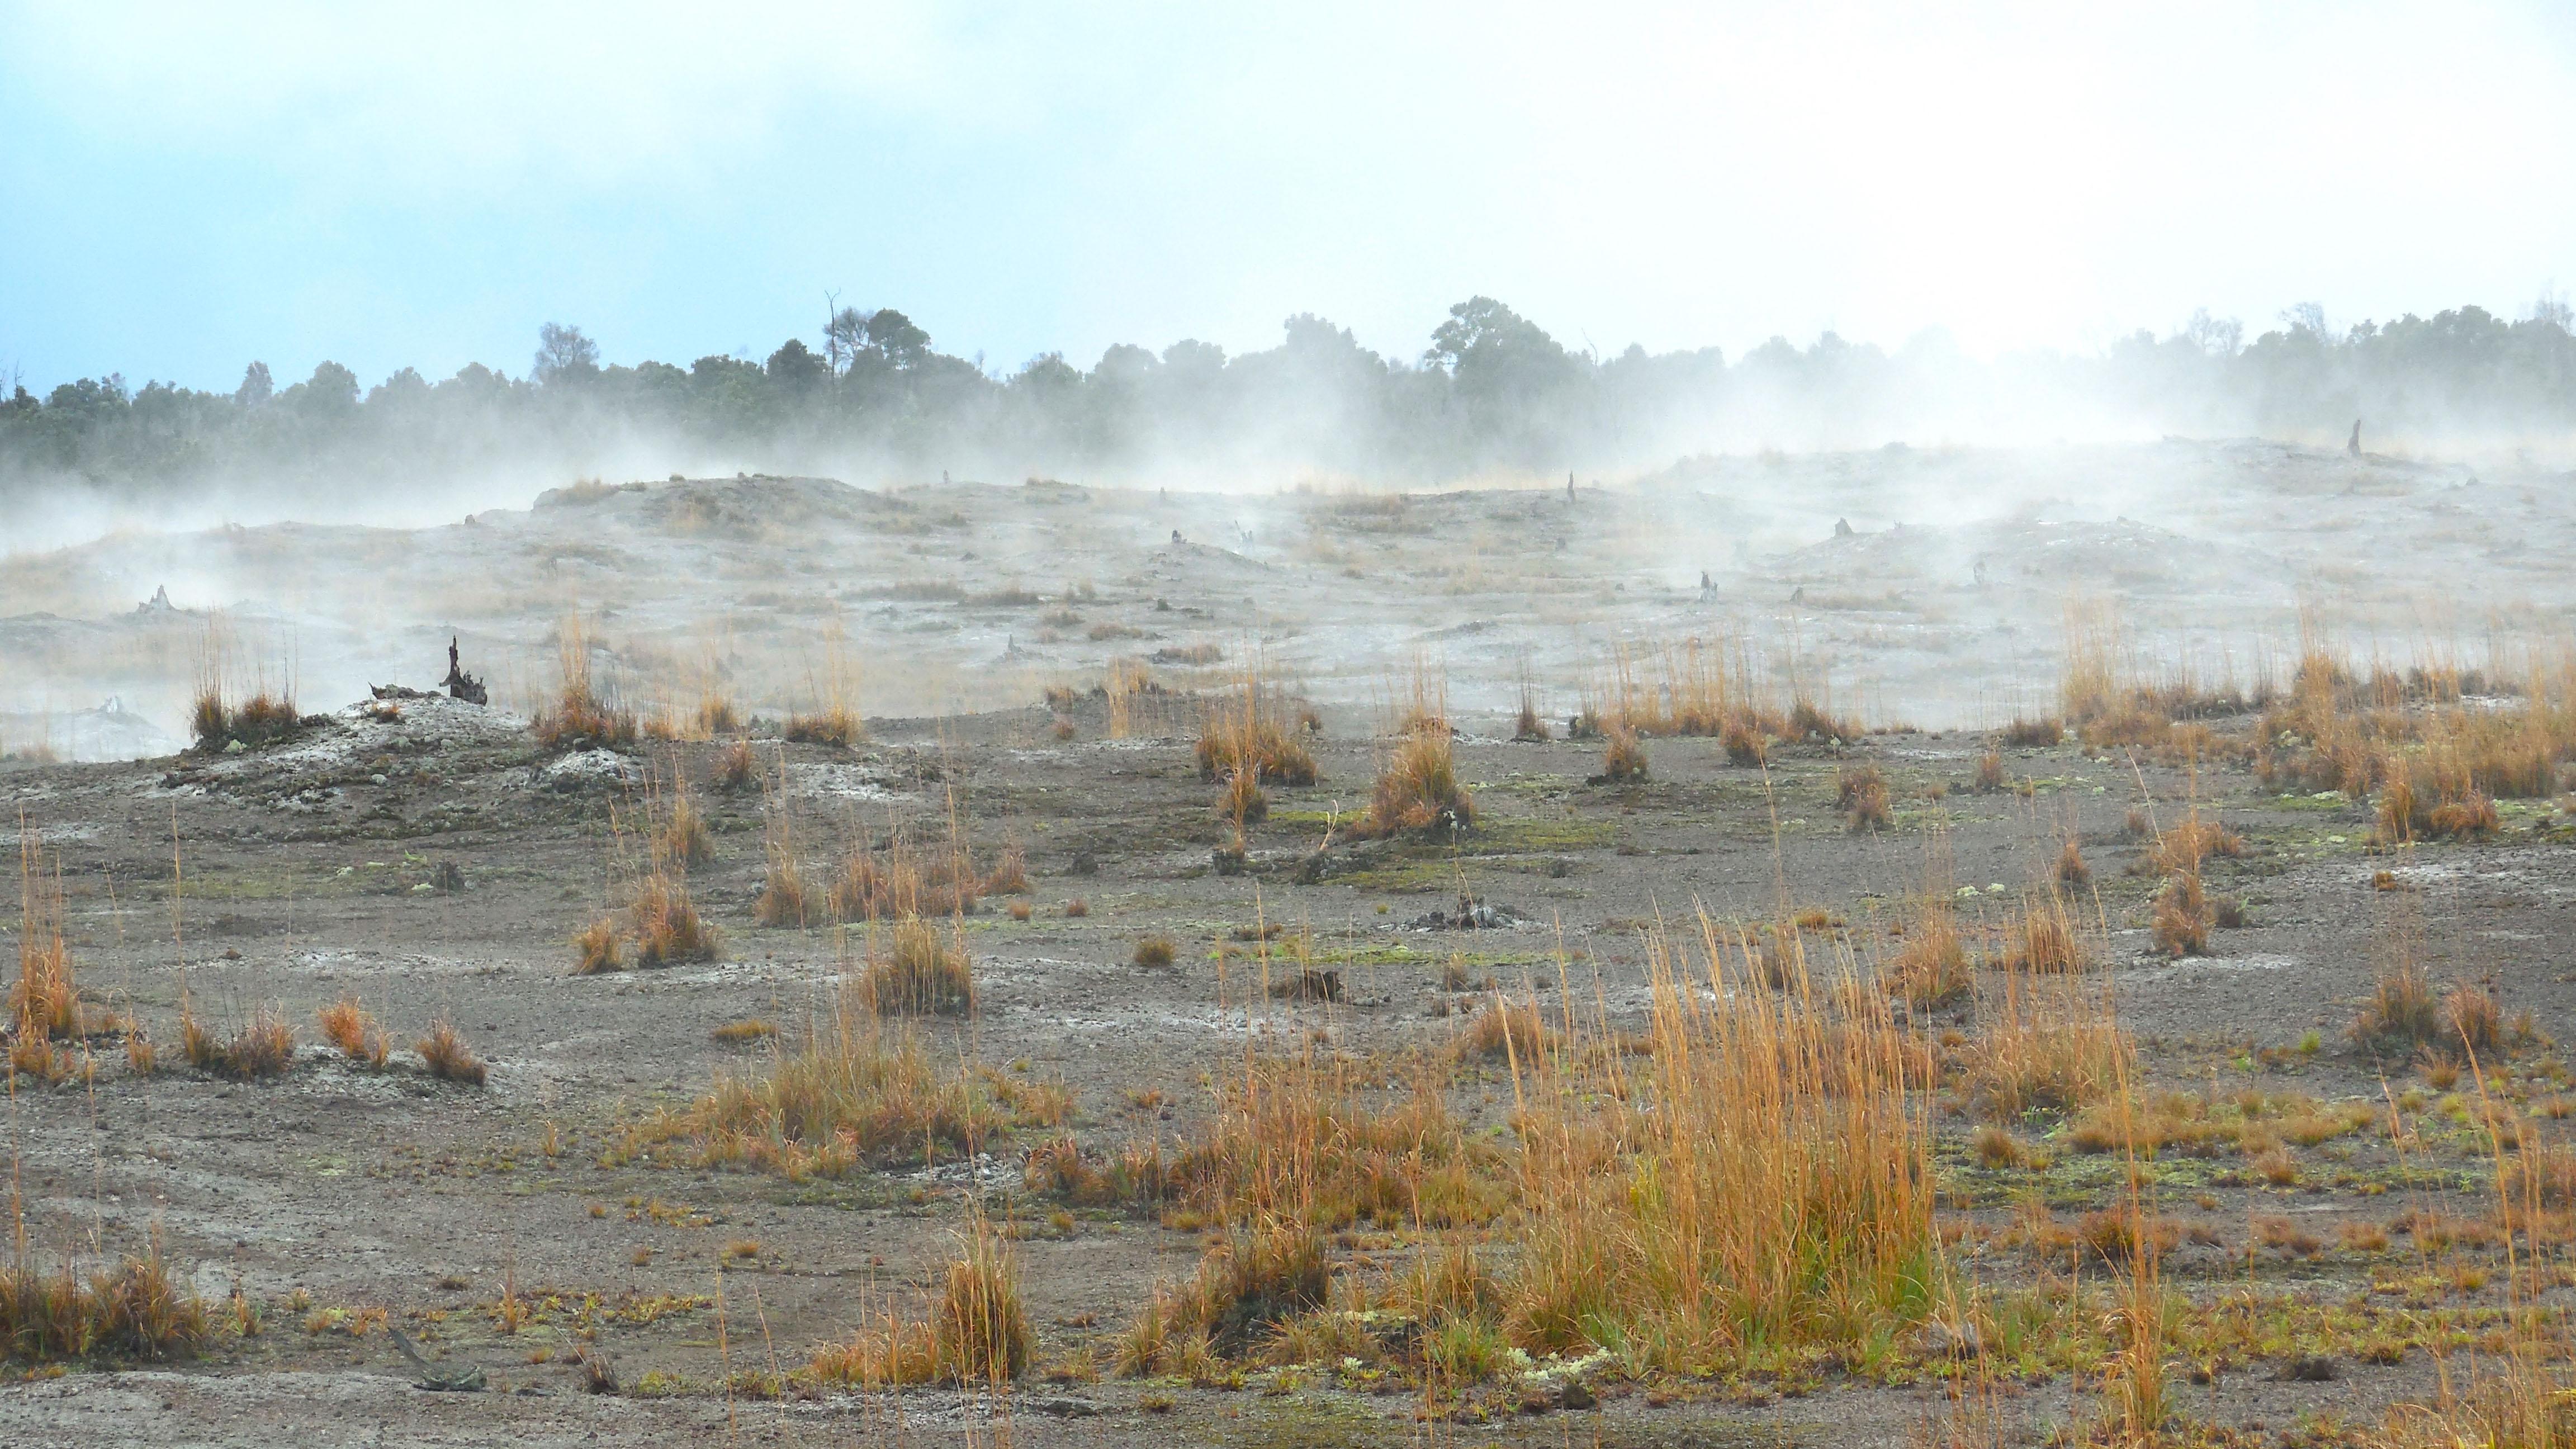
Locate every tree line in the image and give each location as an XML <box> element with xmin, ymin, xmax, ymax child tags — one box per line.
<box><xmin>6</xmin><ymin>295</ymin><xmax>2572</xmax><ymax>503</ymax></box>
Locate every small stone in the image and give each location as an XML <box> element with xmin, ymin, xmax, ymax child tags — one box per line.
<box><xmin>1559</xmin><ymin>1379</ymin><xmax>1597</xmax><ymax>1410</ymax></box>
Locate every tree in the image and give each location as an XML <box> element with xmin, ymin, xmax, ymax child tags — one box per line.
<box><xmin>235</xmin><ymin>361</ymin><xmax>273</xmax><ymax>406</ymax></box>
<box><xmin>824</xmin><ymin>304</ymin><xmax>869</xmax><ymax>374</ymax></box>
<box><xmin>864</xmin><ymin>309</ymin><xmax>931</xmax><ymax>368</ymax></box>
<box><xmin>533</xmin><ymin>323</ymin><xmax>602</xmax><ymax>385</ymax></box>
<box><xmin>766</xmin><ymin>338</ymin><xmax>828</xmax><ymax>391</ymax></box>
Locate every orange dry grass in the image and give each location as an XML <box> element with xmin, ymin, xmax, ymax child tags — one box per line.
<box><xmin>633</xmin><ymin>999</ymin><xmax>1008</xmax><ymax>1178</ymax></box>
<box><xmin>2152</xmin><ymin>869</ymin><xmax>2209</xmax><ymax>958</ymax></box>
<box><xmin>1502</xmin><ymin>918</ymin><xmax>1935</xmax><ymax>1370</ymax></box>
<box><xmin>534</xmin><ymin>618</ymin><xmax>636</xmax><ymax>751</ymax></box>
<box><xmin>810</xmin><ymin>1225</ymin><xmax>1031</xmax><ymax>1387</ymax></box>
<box><xmin>856</xmin><ymin>918</ymin><xmax>976</xmax><ymax>1016</ymax></box>
<box><xmin>831</xmin><ymin>838</ymin><xmax>979</xmax><ymax>922</ymax></box>
<box><xmin>631</xmin><ymin>873</ymin><xmax>717</xmax><ymax>965</ymax></box>
<box><xmin>1353</xmin><ymin>723</ymin><xmax>1473</xmax><ymax>837</ymax></box>
<box><xmin>1195</xmin><ymin>668</ymin><xmax>1318</xmax><ymax>788</ymax></box>
<box><xmin>12</xmin><ymin>840</ymin><xmax>80</xmax><ymax>1039</ymax></box>
<box><xmin>416</xmin><ymin>1017</ymin><xmax>487</xmax><ymax>1086</ymax></box>
<box><xmin>182</xmin><ymin>1005</ymin><xmax>296</xmax><ymax>1079</ymax></box>
<box><xmin>572</xmin><ymin>917</ymin><xmax>622</xmax><ymax>974</ymax></box>
<box><xmin>1963</xmin><ymin>958</ymin><xmax>2130</xmax><ymax>1119</ymax></box>
<box><xmin>316</xmin><ymin>997</ymin><xmax>389</xmax><ymax>1067</ymax></box>
<box><xmin>1598</xmin><ymin>726</ymin><xmax>1649</xmax><ymax>782</ymax></box>
<box><xmin>0</xmin><ymin>1242</ymin><xmax>207</xmax><ymax>1361</ymax></box>
<box><xmin>2005</xmin><ymin>893</ymin><xmax>2087</xmax><ymax>974</ymax></box>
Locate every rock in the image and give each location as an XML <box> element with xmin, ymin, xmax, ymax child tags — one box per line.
<box><xmin>1559</xmin><ymin>1379</ymin><xmax>1597</xmax><ymax>1410</ymax></box>
<box><xmin>2276</xmin><ymin>1355</ymin><xmax>2337</xmax><ymax>1382</ymax></box>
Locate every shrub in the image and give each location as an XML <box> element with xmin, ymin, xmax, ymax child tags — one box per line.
<box><xmin>1064</xmin><ymin>898</ymin><xmax>1090</xmax><ymax>918</ymax></box>
<box><xmin>416</xmin><ymin>1018</ymin><xmax>487</xmax><ymax>1086</ymax></box>
<box><xmin>1975</xmin><ymin>749</ymin><xmax>2005</xmax><ymax>792</ymax></box>
<box><xmin>1218</xmin><ymin>768</ymin><xmax>1267</xmax><ymax>823</ymax></box>
<box><xmin>858</xmin><ymin>919</ymin><xmax>975</xmax><ymax>1016</ymax></box>
<box><xmin>1134</xmin><ymin>935</ymin><xmax>1177</xmax><ymax>969</ymax></box>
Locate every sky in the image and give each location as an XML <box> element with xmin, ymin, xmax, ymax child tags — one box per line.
<box><xmin>4</xmin><ymin>1</ymin><xmax>2574</xmax><ymax>396</ymax></box>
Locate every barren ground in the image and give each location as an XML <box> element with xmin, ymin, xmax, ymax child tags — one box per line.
<box><xmin>1</xmin><ymin>441</ymin><xmax>2570</xmax><ymax>1445</ymax></box>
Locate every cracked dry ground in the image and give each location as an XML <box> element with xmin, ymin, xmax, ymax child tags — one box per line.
<box><xmin>2</xmin><ymin>691</ymin><xmax>2570</xmax><ymax>1447</ymax></box>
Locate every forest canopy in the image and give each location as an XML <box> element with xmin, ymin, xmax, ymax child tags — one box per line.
<box><xmin>6</xmin><ymin>295</ymin><xmax>2572</xmax><ymax>505</ymax></box>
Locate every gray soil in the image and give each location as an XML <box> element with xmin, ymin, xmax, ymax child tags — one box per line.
<box><xmin>0</xmin><ymin>440</ymin><xmax>2564</xmax><ymax>1444</ymax></box>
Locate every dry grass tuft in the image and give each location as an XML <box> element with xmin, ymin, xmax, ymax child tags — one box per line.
<box><xmin>2054</xmin><ymin>837</ymin><xmax>2090</xmax><ymax>886</ymax></box>
<box><xmin>416</xmin><ymin>1017</ymin><xmax>487</xmax><ymax>1086</ymax></box>
<box><xmin>830</xmin><ymin>839</ymin><xmax>979</xmax><ymax>922</ymax></box>
<box><xmin>316</xmin><ymin>997</ymin><xmax>389</xmax><ymax>1068</ymax></box>
<box><xmin>811</xmin><ymin>1226</ymin><xmax>1031</xmax><ymax>1386</ymax></box>
<box><xmin>634</xmin><ymin>1006</ymin><xmax>1010</xmax><ymax>1178</ymax></box>
<box><xmin>1513</xmin><ymin>690</ymin><xmax>1551</xmax><ymax>742</ymax></box>
<box><xmin>183</xmin><ymin>1005</ymin><xmax>296</xmax><ymax>1080</ymax></box>
<box><xmin>632</xmin><ymin>873</ymin><xmax>718</xmax><ymax>965</ymax></box>
<box><xmin>1836</xmin><ymin>762</ymin><xmax>1891</xmax><ymax>832</ymax></box>
<box><xmin>0</xmin><ymin>1242</ymin><xmax>207</xmax><ymax>1361</ymax></box>
<box><xmin>1460</xmin><ymin>997</ymin><xmax>1557</xmax><ymax>1063</ymax></box>
<box><xmin>714</xmin><ymin>738</ymin><xmax>757</xmax><ymax>790</ymax></box>
<box><xmin>2001</xmin><ymin>717</ymin><xmax>2064</xmax><ymax>748</ymax></box>
<box><xmin>1722</xmin><ymin>719</ymin><xmax>1769</xmax><ymax>766</ymax></box>
<box><xmin>1974</xmin><ymin>749</ymin><xmax>2005</xmax><ymax>792</ymax></box>
<box><xmin>1886</xmin><ymin>902</ymin><xmax>1971</xmax><ymax>1010</ymax></box>
<box><xmin>534</xmin><ymin>618</ymin><xmax>636</xmax><ymax>752</ymax></box>
<box><xmin>2151</xmin><ymin>870</ymin><xmax>2209</xmax><ymax>958</ymax></box>
<box><xmin>1134</xmin><ymin>934</ymin><xmax>1178</xmax><ymax>969</ymax></box>
<box><xmin>12</xmin><ymin>840</ymin><xmax>84</xmax><ymax>1040</ymax></box>
<box><xmin>755</xmin><ymin>850</ymin><xmax>813</xmax><ymax>927</ymax></box>
<box><xmin>1353</xmin><ymin>721</ymin><xmax>1473</xmax><ymax>838</ymax></box>
<box><xmin>711</xmin><ymin>1018</ymin><xmax>777</xmax><ymax>1044</ymax></box>
<box><xmin>2005</xmin><ymin>894</ymin><xmax>2087</xmax><ymax>974</ymax></box>
<box><xmin>1964</xmin><ymin>959</ymin><xmax>2131</xmax><ymax>1119</ymax></box>
<box><xmin>657</xmin><ymin>793</ymin><xmax>712</xmax><ymax>872</ymax></box>
<box><xmin>783</xmin><ymin>705</ymin><xmax>863</xmax><ymax>748</ymax></box>
<box><xmin>1598</xmin><ymin>726</ymin><xmax>1649</xmax><ymax>782</ymax></box>
<box><xmin>1195</xmin><ymin>669</ymin><xmax>1319</xmax><ymax>790</ymax></box>
<box><xmin>858</xmin><ymin>918</ymin><xmax>976</xmax><ymax>1016</ymax></box>
<box><xmin>572</xmin><ymin>917</ymin><xmax>623</xmax><ymax>974</ymax></box>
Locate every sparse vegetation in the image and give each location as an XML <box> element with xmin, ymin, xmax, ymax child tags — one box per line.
<box><xmin>416</xmin><ymin>1017</ymin><xmax>487</xmax><ymax>1086</ymax></box>
<box><xmin>1134</xmin><ymin>934</ymin><xmax>1177</xmax><ymax>969</ymax></box>
<box><xmin>1598</xmin><ymin>725</ymin><xmax>1647</xmax><ymax>782</ymax></box>
<box><xmin>316</xmin><ymin>997</ymin><xmax>389</xmax><ymax>1067</ymax></box>
<box><xmin>858</xmin><ymin>918</ymin><xmax>976</xmax><ymax>1015</ymax></box>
